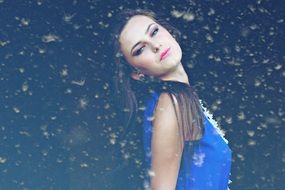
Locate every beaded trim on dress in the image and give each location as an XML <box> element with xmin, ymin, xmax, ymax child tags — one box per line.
<box><xmin>199</xmin><ymin>99</ymin><xmax>229</xmax><ymax>144</ymax></box>
<box><xmin>199</xmin><ymin>99</ymin><xmax>232</xmax><ymax>190</ymax></box>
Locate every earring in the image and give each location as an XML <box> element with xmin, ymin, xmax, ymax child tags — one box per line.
<box><xmin>138</xmin><ymin>73</ymin><xmax>145</xmax><ymax>80</ymax></box>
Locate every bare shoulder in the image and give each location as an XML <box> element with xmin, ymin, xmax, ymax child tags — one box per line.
<box><xmin>154</xmin><ymin>92</ymin><xmax>177</xmax><ymax>116</ymax></box>
<box><xmin>152</xmin><ymin>92</ymin><xmax>180</xmax><ymax>143</ymax></box>
<box><xmin>153</xmin><ymin>92</ymin><xmax>178</xmax><ymax>124</ymax></box>
<box><xmin>151</xmin><ymin>92</ymin><xmax>182</xmax><ymax>189</ymax></box>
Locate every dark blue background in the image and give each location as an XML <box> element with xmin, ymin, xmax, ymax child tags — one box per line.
<box><xmin>0</xmin><ymin>0</ymin><xmax>284</xmax><ymax>189</ymax></box>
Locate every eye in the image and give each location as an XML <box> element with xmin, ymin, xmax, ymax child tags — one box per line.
<box><xmin>133</xmin><ymin>26</ymin><xmax>159</xmax><ymax>56</ymax></box>
<box><xmin>134</xmin><ymin>46</ymin><xmax>144</xmax><ymax>56</ymax></box>
<box><xmin>151</xmin><ymin>27</ymin><xmax>159</xmax><ymax>36</ymax></box>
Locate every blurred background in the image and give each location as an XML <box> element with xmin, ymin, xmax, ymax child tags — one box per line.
<box><xmin>0</xmin><ymin>0</ymin><xmax>284</xmax><ymax>189</ymax></box>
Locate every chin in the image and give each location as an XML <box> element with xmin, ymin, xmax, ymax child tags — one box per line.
<box><xmin>169</xmin><ymin>54</ymin><xmax>182</xmax><ymax>67</ymax></box>
<box><xmin>172</xmin><ymin>45</ymin><xmax>182</xmax><ymax>62</ymax></box>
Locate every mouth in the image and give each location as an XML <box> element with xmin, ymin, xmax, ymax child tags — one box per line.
<box><xmin>160</xmin><ymin>48</ymin><xmax>171</xmax><ymax>61</ymax></box>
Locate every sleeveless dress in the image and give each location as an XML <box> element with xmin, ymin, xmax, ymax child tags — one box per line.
<box><xmin>142</xmin><ymin>91</ymin><xmax>232</xmax><ymax>190</ymax></box>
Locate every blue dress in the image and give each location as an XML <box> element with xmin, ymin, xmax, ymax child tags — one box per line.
<box><xmin>142</xmin><ymin>91</ymin><xmax>232</xmax><ymax>190</ymax></box>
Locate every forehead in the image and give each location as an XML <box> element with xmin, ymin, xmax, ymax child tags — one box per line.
<box><xmin>119</xmin><ymin>15</ymin><xmax>156</xmax><ymax>49</ymax></box>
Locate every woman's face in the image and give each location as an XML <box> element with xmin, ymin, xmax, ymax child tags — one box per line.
<box><xmin>119</xmin><ymin>15</ymin><xmax>182</xmax><ymax>79</ymax></box>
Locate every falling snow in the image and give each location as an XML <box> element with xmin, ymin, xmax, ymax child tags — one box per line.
<box><xmin>0</xmin><ymin>0</ymin><xmax>283</xmax><ymax>189</ymax></box>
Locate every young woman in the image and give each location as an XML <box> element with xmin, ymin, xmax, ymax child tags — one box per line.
<box><xmin>110</xmin><ymin>8</ymin><xmax>232</xmax><ymax>190</ymax></box>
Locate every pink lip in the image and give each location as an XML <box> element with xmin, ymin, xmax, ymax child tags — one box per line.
<box><xmin>160</xmin><ymin>48</ymin><xmax>171</xmax><ymax>61</ymax></box>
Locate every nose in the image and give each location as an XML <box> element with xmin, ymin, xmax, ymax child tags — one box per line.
<box><xmin>151</xmin><ymin>41</ymin><xmax>161</xmax><ymax>53</ymax></box>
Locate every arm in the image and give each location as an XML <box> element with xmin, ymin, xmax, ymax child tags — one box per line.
<box><xmin>150</xmin><ymin>93</ymin><xmax>183</xmax><ymax>190</ymax></box>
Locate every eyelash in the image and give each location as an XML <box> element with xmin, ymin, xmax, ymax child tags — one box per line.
<box><xmin>134</xmin><ymin>27</ymin><xmax>159</xmax><ymax>56</ymax></box>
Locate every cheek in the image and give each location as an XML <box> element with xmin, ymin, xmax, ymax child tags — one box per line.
<box><xmin>137</xmin><ymin>57</ymin><xmax>154</xmax><ymax>69</ymax></box>
<box><xmin>137</xmin><ymin>50</ymin><xmax>156</xmax><ymax>63</ymax></box>
<box><xmin>126</xmin><ymin>56</ymin><xmax>150</xmax><ymax>71</ymax></box>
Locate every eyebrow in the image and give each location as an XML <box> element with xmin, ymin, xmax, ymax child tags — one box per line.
<box><xmin>130</xmin><ymin>23</ymin><xmax>156</xmax><ymax>55</ymax></box>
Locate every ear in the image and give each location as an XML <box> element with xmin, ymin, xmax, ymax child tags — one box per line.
<box><xmin>130</xmin><ymin>71</ymin><xmax>141</xmax><ymax>81</ymax></box>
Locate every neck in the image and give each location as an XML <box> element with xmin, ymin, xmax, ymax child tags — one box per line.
<box><xmin>159</xmin><ymin>63</ymin><xmax>189</xmax><ymax>85</ymax></box>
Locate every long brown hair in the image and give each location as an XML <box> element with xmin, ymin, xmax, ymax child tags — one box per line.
<box><xmin>110</xmin><ymin>8</ymin><xmax>205</xmax><ymax>143</ymax></box>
